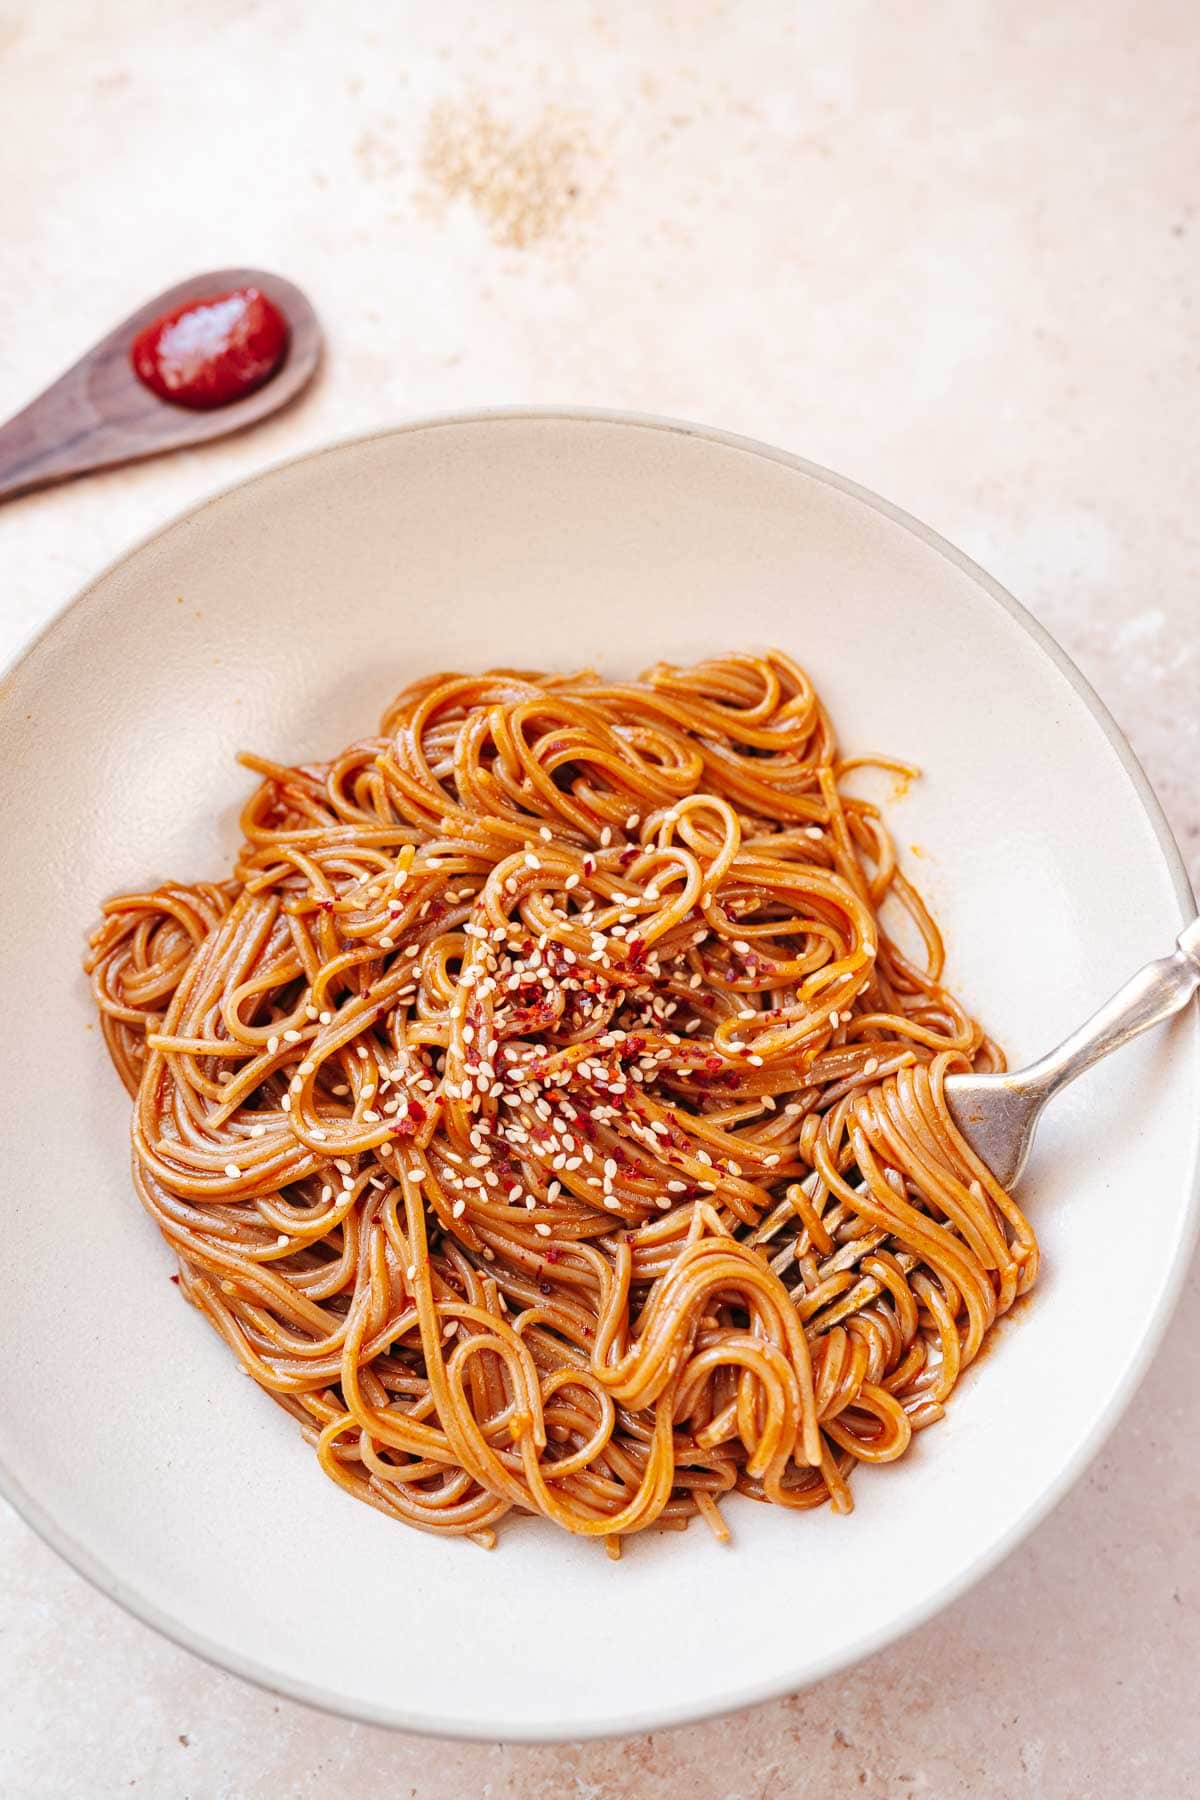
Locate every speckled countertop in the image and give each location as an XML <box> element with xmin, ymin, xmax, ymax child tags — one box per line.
<box><xmin>1</xmin><ymin>3</ymin><xmax>1197</xmax><ymax>1795</ymax></box>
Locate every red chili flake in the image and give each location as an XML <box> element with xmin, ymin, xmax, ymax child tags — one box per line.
<box><xmin>317</xmin><ymin>898</ymin><xmax>334</xmax><ymax>913</ymax></box>
<box><xmin>169</xmin><ymin>1274</ymin><xmax>181</xmax><ymax>1285</ymax></box>
<box><xmin>618</xmin><ymin>846</ymin><xmax>638</xmax><ymax>869</ymax></box>
<box><xmin>543</xmin><ymin>1245</ymin><xmax>563</xmax><ymax>1264</ymax></box>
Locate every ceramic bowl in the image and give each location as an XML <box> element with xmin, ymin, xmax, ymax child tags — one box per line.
<box><xmin>0</xmin><ymin>412</ymin><xmax>1196</xmax><ymax>1739</ymax></box>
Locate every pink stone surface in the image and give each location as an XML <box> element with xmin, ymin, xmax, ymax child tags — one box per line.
<box><xmin>1</xmin><ymin>2</ymin><xmax>1197</xmax><ymax>1793</ymax></box>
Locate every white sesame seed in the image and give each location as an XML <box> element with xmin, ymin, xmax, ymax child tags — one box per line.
<box><xmin>284</xmin><ymin>1029</ymin><xmax>302</xmax><ymax>1044</ymax></box>
<box><xmin>249</xmin><ymin>1124</ymin><xmax>267</xmax><ymax>1138</ymax></box>
<box><xmin>539</xmin><ymin>825</ymin><xmax>553</xmax><ymax>841</ymax></box>
<box><xmin>267</xmin><ymin>1036</ymin><xmax>280</xmax><ymax>1054</ymax></box>
<box><xmin>863</xmin><ymin>1057</ymin><xmax>879</xmax><ymax>1076</ymax></box>
<box><xmin>224</xmin><ymin>1163</ymin><xmax>242</xmax><ymax>1179</ymax></box>
<box><xmin>452</xmin><ymin>1199</ymin><xmax>466</xmax><ymax>1218</ymax></box>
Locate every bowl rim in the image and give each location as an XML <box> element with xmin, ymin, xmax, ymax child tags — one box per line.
<box><xmin>2</xmin><ymin>405</ymin><xmax>1197</xmax><ymax>1742</ymax></box>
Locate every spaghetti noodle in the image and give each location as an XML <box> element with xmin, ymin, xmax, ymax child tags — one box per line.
<box><xmin>86</xmin><ymin>650</ymin><xmax>1037</xmax><ymax>1549</ymax></box>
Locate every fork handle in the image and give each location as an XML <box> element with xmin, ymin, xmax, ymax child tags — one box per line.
<box><xmin>1018</xmin><ymin>915</ymin><xmax>1200</xmax><ymax>1102</ymax></box>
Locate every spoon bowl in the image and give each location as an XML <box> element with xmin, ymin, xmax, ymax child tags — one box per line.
<box><xmin>0</xmin><ymin>268</ymin><xmax>321</xmax><ymax>503</ymax></box>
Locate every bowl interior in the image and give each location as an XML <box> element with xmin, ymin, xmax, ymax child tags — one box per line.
<box><xmin>0</xmin><ymin>414</ymin><xmax>1195</xmax><ymax>1739</ymax></box>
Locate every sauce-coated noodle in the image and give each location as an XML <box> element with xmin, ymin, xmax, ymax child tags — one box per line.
<box><xmin>86</xmin><ymin>651</ymin><xmax>1037</xmax><ymax>1549</ymax></box>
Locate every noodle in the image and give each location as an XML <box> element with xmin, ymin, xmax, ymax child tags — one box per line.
<box><xmin>85</xmin><ymin>650</ymin><xmax>1038</xmax><ymax>1548</ymax></box>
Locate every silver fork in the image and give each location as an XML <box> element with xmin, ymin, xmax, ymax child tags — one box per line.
<box><xmin>945</xmin><ymin>917</ymin><xmax>1200</xmax><ymax>1188</ymax></box>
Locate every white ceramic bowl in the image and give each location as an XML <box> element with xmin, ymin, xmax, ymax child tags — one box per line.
<box><xmin>0</xmin><ymin>412</ymin><xmax>1196</xmax><ymax>1741</ymax></box>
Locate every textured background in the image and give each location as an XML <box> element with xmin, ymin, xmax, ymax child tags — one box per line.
<box><xmin>1</xmin><ymin>2</ymin><xmax>1197</xmax><ymax>1795</ymax></box>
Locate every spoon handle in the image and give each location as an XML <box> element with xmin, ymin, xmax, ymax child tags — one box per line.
<box><xmin>1017</xmin><ymin>915</ymin><xmax>1200</xmax><ymax>1103</ymax></box>
<box><xmin>0</xmin><ymin>373</ymin><xmax>124</xmax><ymax>502</ymax></box>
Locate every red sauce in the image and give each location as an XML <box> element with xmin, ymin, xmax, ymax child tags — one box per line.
<box><xmin>130</xmin><ymin>287</ymin><xmax>288</xmax><ymax>410</ymax></box>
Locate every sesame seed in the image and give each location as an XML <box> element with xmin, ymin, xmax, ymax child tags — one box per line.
<box><xmin>224</xmin><ymin>1163</ymin><xmax>242</xmax><ymax>1179</ymax></box>
<box><xmin>863</xmin><ymin>1057</ymin><xmax>879</xmax><ymax>1076</ymax></box>
<box><xmin>733</xmin><ymin>940</ymin><xmax>751</xmax><ymax>954</ymax></box>
<box><xmin>250</xmin><ymin>1124</ymin><xmax>267</xmax><ymax>1138</ymax></box>
<box><xmin>452</xmin><ymin>1199</ymin><xmax>466</xmax><ymax>1218</ymax></box>
<box><xmin>267</xmin><ymin>1036</ymin><xmax>280</xmax><ymax>1054</ymax></box>
<box><xmin>539</xmin><ymin>825</ymin><xmax>553</xmax><ymax>841</ymax></box>
<box><xmin>284</xmin><ymin>1029</ymin><xmax>302</xmax><ymax>1044</ymax></box>
<box><xmin>534</xmin><ymin>1222</ymin><xmax>552</xmax><ymax>1237</ymax></box>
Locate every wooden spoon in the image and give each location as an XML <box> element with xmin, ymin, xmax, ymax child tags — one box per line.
<box><xmin>0</xmin><ymin>268</ymin><xmax>321</xmax><ymax>504</ymax></box>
